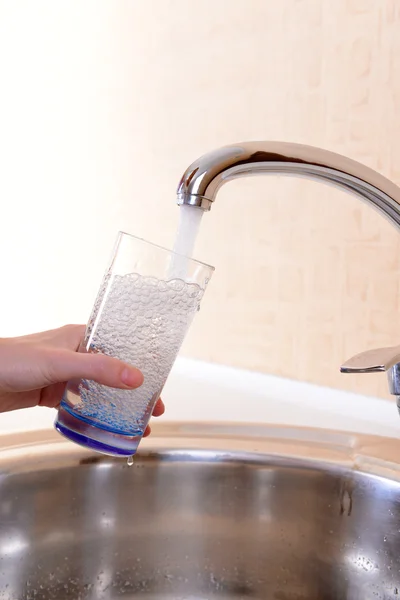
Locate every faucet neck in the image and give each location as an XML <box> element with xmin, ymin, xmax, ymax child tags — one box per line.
<box><xmin>177</xmin><ymin>142</ymin><xmax>400</xmax><ymax>229</ymax></box>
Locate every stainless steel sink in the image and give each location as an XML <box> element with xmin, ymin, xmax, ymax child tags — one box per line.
<box><xmin>1</xmin><ymin>422</ymin><xmax>400</xmax><ymax>599</ymax></box>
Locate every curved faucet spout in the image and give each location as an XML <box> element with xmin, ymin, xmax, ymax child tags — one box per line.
<box><xmin>176</xmin><ymin>141</ymin><xmax>400</xmax><ymax>403</ymax></box>
<box><xmin>176</xmin><ymin>141</ymin><xmax>400</xmax><ymax>229</ymax></box>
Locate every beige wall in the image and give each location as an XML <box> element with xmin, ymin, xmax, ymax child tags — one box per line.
<box><xmin>1</xmin><ymin>0</ymin><xmax>400</xmax><ymax>398</ymax></box>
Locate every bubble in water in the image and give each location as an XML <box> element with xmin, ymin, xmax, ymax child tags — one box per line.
<box><xmin>63</xmin><ymin>273</ymin><xmax>204</xmax><ymax>437</ymax></box>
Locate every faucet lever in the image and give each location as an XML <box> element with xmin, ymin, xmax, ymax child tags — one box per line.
<box><xmin>341</xmin><ymin>345</ymin><xmax>400</xmax><ymax>374</ymax></box>
<box><xmin>341</xmin><ymin>346</ymin><xmax>400</xmax><ymax>400</ymax></box>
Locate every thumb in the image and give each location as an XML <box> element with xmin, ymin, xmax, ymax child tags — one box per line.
<box><xmin>47</xmin><ymin>349</ymin><xmax>144</xmax><ymax>389</ymax></box>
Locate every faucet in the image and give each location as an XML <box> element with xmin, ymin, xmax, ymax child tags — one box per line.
<box><xmin>177</xmin><ymin>141</ymin><xmax>400</xmax><ymax>409</ymax></box>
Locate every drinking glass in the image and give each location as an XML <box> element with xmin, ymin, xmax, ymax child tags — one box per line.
<box><xmin>55</xmin><ymin>231</ymin><xmax>214</xmax><ymax>457</ymax></box>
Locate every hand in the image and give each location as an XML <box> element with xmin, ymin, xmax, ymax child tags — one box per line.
<box><xmin>0</xmin><ymin>324</ymin><xmax>165</xmax><ymax>436</ymax></box>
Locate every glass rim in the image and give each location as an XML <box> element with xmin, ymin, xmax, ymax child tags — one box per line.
<box><xmin>118</xmin><ymin>230</ymin><xmax>215</xmax><ymax>272</ymax></box>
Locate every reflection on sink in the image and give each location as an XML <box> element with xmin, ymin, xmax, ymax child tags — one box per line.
<box><xmin>1</xmin><ymin>422</ymin><xmax>400</xmax><ymax>599</ymax></box>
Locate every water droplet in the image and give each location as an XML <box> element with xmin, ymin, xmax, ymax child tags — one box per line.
<box><xmin>127</xmin><ymin>456</ymin><xmax>134</xmax><ymax>466</ymax></box>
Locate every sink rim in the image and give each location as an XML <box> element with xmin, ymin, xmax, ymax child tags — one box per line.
<box><xmin>0</xmin><ymin>421</ymin><xmax>399</xmax><ymax>482</ymax></box>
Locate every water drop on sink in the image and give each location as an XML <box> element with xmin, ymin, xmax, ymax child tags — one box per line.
<box><xmin>127</xmin><ymin>456</ymin><xmax>134</xmax><ymax>467</ymax></box>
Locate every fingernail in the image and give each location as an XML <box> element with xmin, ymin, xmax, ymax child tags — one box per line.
<box><xmin>121</xmin><ymin>367</ymin><xmax>143</xmax><ymax>388</ymax></box>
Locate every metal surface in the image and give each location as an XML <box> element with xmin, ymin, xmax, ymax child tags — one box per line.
<box><xmin>176</xmin><ymin>141</ymin><xmax>400</xmax><ymax>399</ymax></box>
<box><xmin>341</xmin><ymin>345</ymin><xmax>400</xmax><ymax>374</ymax></box>
<box><xmin>341</xmin><ymin>346</ymin><xmax>400</xmax><ymax>399</ymax></box>
<box><xmin>176</xmin><ymin>142</ymin><xmax>400</xmax><ymax>223</ymax></box>
<box><xmin>1</xmin><ymin>422</ymin><xmax>400</xmax><ymax>599</ymax></box>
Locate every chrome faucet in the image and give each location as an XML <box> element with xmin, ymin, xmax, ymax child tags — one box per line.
<box><xmin>177</xmin><ymin>141</ymin><xmax>400</xmax><ymax>409</ymax></box>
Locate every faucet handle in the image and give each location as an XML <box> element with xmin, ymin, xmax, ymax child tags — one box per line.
<box><xmin>341</xmin><ymin>345</ymin><xmax>400</xmax><ymax>398</ymax></box>
<box><xmin>341</xmin><ymin>345</ymin><xmax>400</xmax><ymax>374</ymax></box>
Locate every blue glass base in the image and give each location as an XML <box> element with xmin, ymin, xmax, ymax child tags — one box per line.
<box><xmin>54</xmin><ymin>404</ymin><xmax>143</xmax><ymax>457</ymax></box>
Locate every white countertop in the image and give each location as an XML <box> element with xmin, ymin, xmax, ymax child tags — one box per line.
<box><xmin>0</xmin><ymin>357</ymin><xmax>397</xmax><ymax>439</ymax></box>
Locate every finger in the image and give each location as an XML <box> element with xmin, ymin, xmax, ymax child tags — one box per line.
<box><xmin>46</xmin><ymin>349</ymin><xmax>144</xmax><ymax>390</ymax></box>
<box><xmin>55</xmin><ymin>324</ymin><xmax>86</xmax><ymax>350</ymax></box>
<box><xmin>39</xmin><ymin>382</ymin><xmax>67</xmax><ymax>408</ymax></box>
<box><xmin>143</xmin><ymin>425</ymin><xmax>151</xmax><ymax>437</ymax></box>
<box><xmin>151</xmin><ymin>398</ymin><xmax>165</xmax><ymax>417</ymax></box>
<box><xmin>18</xmin><ymin>324</ymin><xmax>86</xmax><ymax>351</ymax></box>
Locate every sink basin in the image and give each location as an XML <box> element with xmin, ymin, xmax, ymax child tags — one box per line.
<box><xmin>1</xmin><ymin>422</ymin><xmax>400</xmax><ymax>599</ymax></box>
